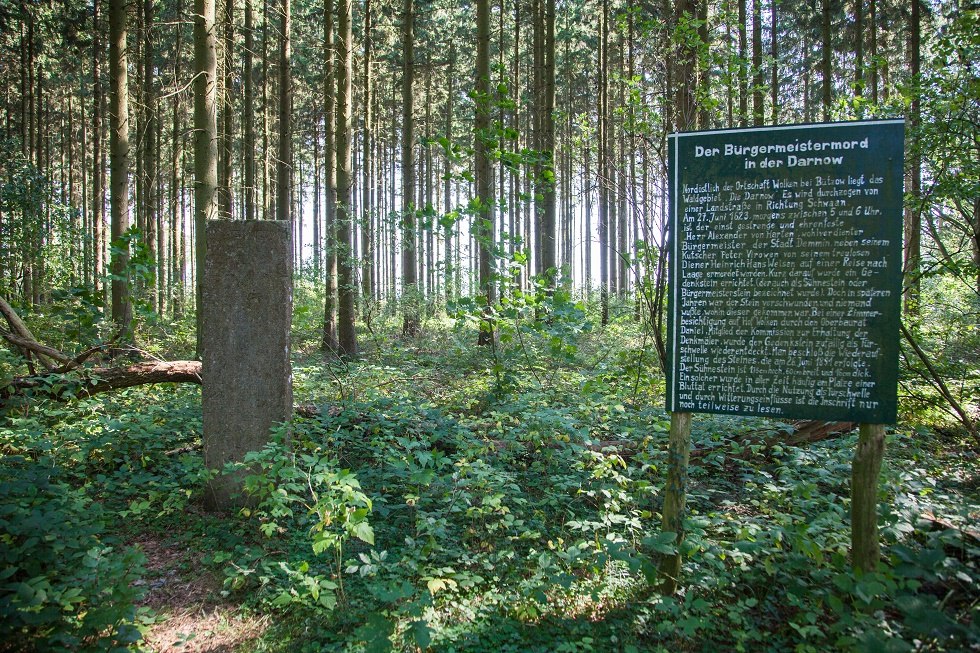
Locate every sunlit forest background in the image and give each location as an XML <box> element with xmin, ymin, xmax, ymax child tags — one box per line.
<box><xmin>0</xmin><ymin>0</ymin><xmax>977</xmax><ymax>650</ymax></box>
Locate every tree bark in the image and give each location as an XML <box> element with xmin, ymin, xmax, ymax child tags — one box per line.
<box><xmin>336</xmin><ymin>0</ymin><xmax>357</xmax><ymax>356</ymax></box>
<box><xmin>903</xmin><ymin>0</ymin><xmax>921</xmax><ymax>313</ymax></box>
<box><xmin>321</xmin><ymin>0</ymin><xmax>338</xmax><ymax>352</ymax></box>
<box><xmin>2</xmin><ymin>361</ymin><xmax>203</xmax><ymax>407</ymax></box>
<box><xmin>194</xmin><ymin>0</ymin><xmax>218</xmax><ymax>355</ymax></box>
<box><xmin>276</xmin><ymin>0</ymin><xmax>291</xmax><ymax>224</ymax></box>
<box><xmin>109</xmin><ymin>0</ymin><xmax>132</xmax><ymax>335</ymax></box>
<box><xmin>475</xmin><ymin>0</ymin><xmax>494</xmax><ymax>346</ymax></box>
<box><xmin>851</xmin><ymin>424</ymin><xmax>885</xmax><ymax>572</ymax></box>
<box><xmin>401</xmin><ymin>0</ymin><xmax>420</xmax><ymax>336</ymax></box>
<box><xmin>220</xmin><ymin>0</ymin><xmax>235</xmax><ymax>219</ymax></box>
<box><xmin>751</xmin><ymin>0</ymin><xmax>763</xmax><ymax>125</ymax></box>
<box><xmin>821</xmin><ymin>0</ymin><xmax>832</xmax><ymax>120</ymax></box>
<box><xmin>361</xmin><ymin>0</ymin><xmax>374</xmax><ymax>302</ymax></box>
<box><xmin>538</xmin><ymin>0</ymin><xmax>556</xmax><ymax>281</ymax></box>
<box><xmin>659</xmin><ymin>411</ymin><xmax>692</xmax><ymax>594</ymax></box>
<box><xmin>244</xmin><ymin>0</ymin><xmax>256</xmax><ymax>220</ymax></box>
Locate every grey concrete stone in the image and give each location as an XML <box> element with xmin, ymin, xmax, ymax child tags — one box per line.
<box><xmin>202</xmin><ymin>220</ymin><xmax>292</xmax><ymax>509</ymax></box>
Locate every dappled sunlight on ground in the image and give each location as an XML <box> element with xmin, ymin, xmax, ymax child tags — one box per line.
<box><xmin>134</xmin><ymin>535</ymin><xmax>269</xmax><ymax>652</ymax></box>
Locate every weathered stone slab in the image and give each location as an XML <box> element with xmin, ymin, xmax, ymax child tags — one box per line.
<box><xmin>202</xmin><ymin>220</ymin><xmax>292</xmax><ymax>509</ymax></box>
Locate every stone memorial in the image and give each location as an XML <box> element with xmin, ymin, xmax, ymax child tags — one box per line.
<box><xmin>202</xmin><ymin>220</ymin><xmax>293</xmax><ymax>508</ymax></box>
<box><xmin>666</xmin><ymin>120</ymin><xmax>905</xmax><ymax>423</ymax></box>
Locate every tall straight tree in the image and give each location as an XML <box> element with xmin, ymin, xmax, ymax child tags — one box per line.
<box><xmin>109</xmin><ymin>0</ymin><xmax>132</xmax><ymax>334</ymax></box>
<box><xmin>321</xmin><ymin>0</ymin><xmax>339</xmax><ymax>351</ymax></box>
<box><xmin>141</xmin><ymin>0</ymin><xmax>160</xmax><ymax>313</ymax></box>
<box><xmin>904</xmin><ymin>0</ymin><xmax>921</xmax><ymax>312</ymax></box>
<box><xmin>475</xmin><ymin>0</ymin><xmax>494</xmax><ymax>345</ymax></box>
<box><xmin>535</xmin><ymin>0</ymin><xmax>556</xmax><ymax>282</ymax></box>
<box><xmin>220</xmin><ymin>0</ymin><xmax>235</xmax><ymax>218</ymax></box>
<box><xmin>401</xmin><ymin>0</ymin><xmax>419</xmax><ymax>336</ymax></box>
<box><xmin>598</xmin><ymin>0</ymin><xmax>610</xmax><ymax>324</ymax></box>
<box><xmin>738</xmin><ymin>0</ymin><xmax>747</xmax><ymax>126</ymax></box>
<box><xmin>276</xmin><ymin>0</ymin><xmax>291</xmax><ymax>224</ymax></box>
<box><xmin>821</xmin><ymin>0</ymin><xmax>832</xmax><ymax>120</ymax></box>
<box><xmin>361</xmin><ymin>0</ymin><xmax>374</xmax><ymax>301</ymax></box>
<box><xmin>194</xmin><ymin>0</ymin><xmax>218</xmax><ymax>354</ymax></box>
<box><xmin>243</xmin><ymin>0</ymin><xmax>256</xmax><ymax>220</ymax></box>
<box><xmin>336</xmin><ymin>0</ymin><xmax>357</xmax><ymax>355</ymax></box>
<box><xmin>92</xmin><ymin>0</ymin><xmax>105</xmax><ymax>296</ymax></box>
<box><xmin>660</xmin><ymin>0</ymin><xmax>697</xmax><ymax>596</ymax></box>
<box><xmin>752</xmin><ymin>0</ymin><xmax>763</xmax><ymax>125</ymax></box>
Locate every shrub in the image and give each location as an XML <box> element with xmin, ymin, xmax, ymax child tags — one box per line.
<box><xmin>0</xmin><ymin>457</ymin><xmax>145</xmax><ymax>652</ymax></box>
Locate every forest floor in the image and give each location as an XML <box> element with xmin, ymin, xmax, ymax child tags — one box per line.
<box><xmin>2</xmin><ymin>308</ymin><xmax>979</xmax><ymax>651</ymax></box>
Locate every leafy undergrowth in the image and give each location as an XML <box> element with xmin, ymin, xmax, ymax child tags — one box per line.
<box><xmin>1</xmin><ymin>317</ymin><xmax>978</xmax><ymax>652</ymax></box>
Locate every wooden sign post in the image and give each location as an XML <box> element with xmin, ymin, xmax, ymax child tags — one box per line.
<box><xmin>662</xmin><ymin>120</ymin><xmax>905</xmax><ymax>591</ymax></box>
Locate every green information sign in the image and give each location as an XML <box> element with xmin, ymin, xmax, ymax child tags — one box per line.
<box><xmin>666</xmin><ymin>120</ymin><xmax>905</xmax><ymax>423</ymax></box>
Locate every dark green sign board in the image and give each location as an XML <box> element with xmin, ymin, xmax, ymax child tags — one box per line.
<box><xmin>666</xmin><ymin>120</ymin><xmax>905</xmax><ymax>423</ymax></box>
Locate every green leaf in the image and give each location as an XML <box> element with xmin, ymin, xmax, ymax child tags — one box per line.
<box><xmin>353</xmin><ymin>521</ymin><xmax>375</xmax><ymax>546</ymax></box>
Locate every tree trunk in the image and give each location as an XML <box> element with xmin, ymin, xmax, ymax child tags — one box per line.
<box><xmin>738</xmin><ymin>0</ymin><xmax>747</xmax><ymax>126</ymax></box>
<box><xmin>276</xmin><ymin>0</ymin><xmax>291</xmax><ymax>224</ymax></box>
<box><xmin>336</xmin><ymin>0</ymin><xmax>357</xmax><ymax>356</ymax></box>
<box><xmin>538</xmin><ymin>0</ymin><xmax>556</xmax><ymax>281</ymax></box>
<box><xmin>401</xmin><ymin>0</ymin><xmax>419</xmax><ymax>336</ymax></box>
<box><xmin>598</xmin><ymin>0</ymin><xmax>609</xmax><ymax>325</ymax></box>
<box><xmin>854</xmin><ymin>0</ymin><xmax>863</xmax><ymax>99</ymax></box>
<box><xmin>109</xmin><ymin>0</ymin><xmax>132</xmax><ymax>335</ymax></box>
<box><xmin>903</xmin><ymin>0</ymin><xmax>921</xmax><ymax>313</ymax></box>
<box><xmin>361</xmin><ymin>0</ymin><xmax>374</xmax><ymax>302</ymax></box>
<box><xmin>851</xmin><ymin>424</ymin><xmax>885</xmax><ymax>572</ymax></box>
<box><xmin>821</xmin><ymin>0</ymin><xmax>832</xmax><ymax>121</ymax></box>
<box><xmin>194</xmin><ymin>0</ymin><xmax>218</xmax><ymax>355</ymax></box>
<box><xmin>321</xmin><ymin>0</ymin><xmax>338</xmax><ymax>352</ymax></box>
<box><xmin>142</xmin><ymin>0</ymin><xmax>158</xmax><ymax>313</ymax></box>
<box><xmin>220</xmin><ymin>0</ymin><xmax>235</xmax><ymax>220</ymax></box>
<box><xmin>770</xmin><ymin>0</ymin><xmax>778</xmax><ymax>123</ymax></box>
<box><xmin>92</xmin><ymin>0</ymin><xmax>105</xmax><ymax>297</ymax></box>
<box><xmin>751</xmin><ymin>0</ymin><xmax>763</xmax><ymax>125</ymax></box>
<box><xmin>475</xmin><ymin>0</ymin><xmax>494</xmax><ymax>345</ymax></box>
<box><xmin>660</xmin><ymin>0</ymin><xmax>697</xmax><ymax>595</ymax></box>
<box><xmin>244</xmin><ymin>0</ymin><xmax>256</xmax><ymax>220</ymax></box>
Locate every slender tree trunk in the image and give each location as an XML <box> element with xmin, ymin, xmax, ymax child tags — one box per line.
<box><xmin>276</xmin><ymin>0</ymin><xmax>291</xmax><ymax>224</ymax></box>
<box><xmin>261</xmin><ymin>0</ymin><xmax>271</xmax><ymax>218</ymax></box>
<box><xmin>194</xmin><ymin>0</ymin><xmax>218</xmax><ymax>354</ymax></box>
<box><xmin>336</xmin><ymin>0</ymin><xmax>357</xmax><ymax>355</ymax></box>
<box><xmin>361</xmin><ymin>0</ymin><xmax>374</xmax><ymax>302</ymax></box>
<box><xmin>904</xmin><ymin>0</ymin><xmax>921</xmax><ymax>312</ymax></box>
<box><xmin>697</xmin><ymin>0</ymin><xmax>709</xmax><ymax>129</ymax></box>
<box><xmin>537</xmin><ymin>0</ymin><xmax>556</xmax><ymax>281</ymax></box>
<box><xmin>598</xmin><ymin>0</ymin><xmax>609</xmax><ymax>324</ymax></box>
<box><xmin>851</xmin><ymin>423</ymin><xmax>885</xmax><ymax>572</ymax></box>
<box><xmin>109</xmin><ymin>0</ymin><xmax>133</xmax><ymax>334</ymax></box>
<box><xmin>443</xmin><ymin>42</ymin><xmax>456</xmax><ymax>302</ymax></box>
<box><xmin>244</xmin><ymin>0</ymin><xmax>256</xmax><ymax>220</ymax></box>
<box><xmin>821</xmin><ymin>0</ymin><xmax>832</xmax><ymax>120</ymax></box>
<box><xmin>401</xmin><ymin>0</ymin><xmax>419</xmax><ymax>336</ymax></box>
<box><xmin>475</xmin><ymin>0</ymin><xmax>494</xmax><ymax>345</ymax></box>
<box><xmin>770</xmin><ymin>0</ymin><xmax>778</xmax><ymax>123</ymax></box>
<box><xmin>143</xmin><ymin>0</ymin><xmax>158</xmax><ymax>312</ymax></box>
<box><xmin>854</xmin><ymin>0</ymin><xmax>863</xmax><ymax>99</ymax></box>
<box><xmin>751</xmin><ymin>0</ymin><xmax>763</xmax><ymax>125</ymax></box>
<box><xmin>322</xmin><ymin>0</ymin><xmax>338</xmax><ymax>351</ymax></box>
<box><xmin>220</xmin><ymin>0</ymin><xmax>235</xmax><ymax>219</ymax></box>
<box><xmin>660</xmin><ymin>0</ymin><xmax>697</xmax><ymax>597</ymax></box>
<box><xmin>93</xmin><ymin>0</ymin><xmax>105</xmax><ymax>297</ymax></box>
<box><xmin>869</xmin><ymin>0</ymin><xmax>878</xmax><ymax>104</ymax></box>
<box><xmin>738</xmin><ymin>0</ymin><xmax>747</xmax><ymax>126</ymax></box>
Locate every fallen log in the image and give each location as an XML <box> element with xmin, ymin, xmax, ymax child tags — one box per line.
<box><xmin>1</xmin><ymin>360</ymin><xmax>202</xmax><ymax>406</ymax></box>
